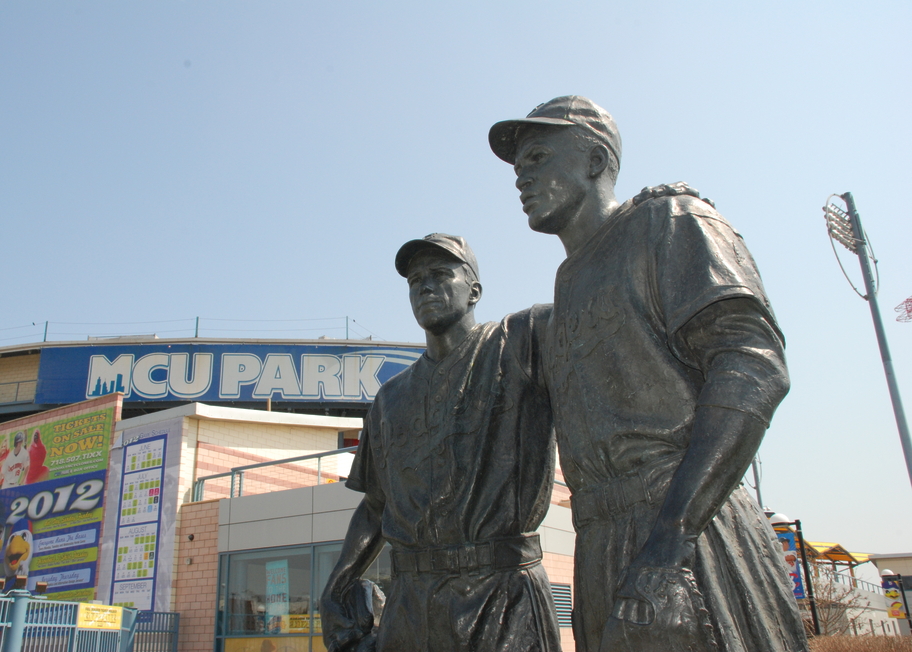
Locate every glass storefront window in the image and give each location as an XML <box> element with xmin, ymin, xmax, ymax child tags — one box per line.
<box><xmin>312</xmin><ymin>544</ymin><xmax>341</xmax><ymax>635</ymax></box>
<box><xmin>225</xmin><ymin>548</ymin><xmax>312</xmax><ymax>635</ymax></box>
<box><xmin>217</xmin><ymin>541</ymin><xmax>390</xmax><ymax>651</ymax></box>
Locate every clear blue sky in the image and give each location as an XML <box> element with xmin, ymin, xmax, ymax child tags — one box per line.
<box><xmin>2</xmin><ymin>2</ymin><xmax>910</xmax><ymax>554</ymax></box>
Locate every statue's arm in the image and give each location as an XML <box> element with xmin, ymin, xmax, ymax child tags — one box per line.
<box><xmin>601</xmin><ymin>298</ymin><xmax>788</xmax><ymax>649</ymax></box>
<box><xmin>614</xmin><ymin>296</ymin><xmax>788</xmax><ymax>601</ymax></box>
<box><xmin>320</xmin><ymin>498</ymin><xmax>386</xmax><ymax>651</ymax></box>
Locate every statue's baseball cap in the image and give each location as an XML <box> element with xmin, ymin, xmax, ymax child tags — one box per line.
<box><xmin>488</xmin><ymin>95</ymin><xmax>622</xmax><ymax>166</ymax></box>
<box><xmin>395</xmin><ymin>233</ymin><xmax>480</xmax><ymax>280</ymax></box>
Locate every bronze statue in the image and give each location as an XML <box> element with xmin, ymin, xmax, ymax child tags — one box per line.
<box><xmin>321</xmin><ymin>234</ymin><xmax>561</xmax><ymax>651</ymax></box>
<box><xmin>490</xmin><ymin>97</ymin><xmax>809</xmax><ymax>651</ymax></box>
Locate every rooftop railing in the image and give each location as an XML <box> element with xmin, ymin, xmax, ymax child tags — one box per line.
<box><xmin>192</xmin><ymin>446</ymin><xmax>358</xmax><ymax>502</ymax></box>
<box><xmin>192</xmin><ymin>448</ymin><xmax>572</xmax><ymax>505</ymax></box>
<box><xmin>825</xmin><ymin>570</ymin><xmax>884</xmax><ymax>595</ymax></box>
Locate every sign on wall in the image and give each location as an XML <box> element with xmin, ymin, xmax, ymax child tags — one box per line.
<box><xmin>265</xmin><ymin>559</ymin><xmax>290</xmax><ymax>634</ymax></box>
<box><xmin>96</xmin><ymin>417</ymin><xmax>183</xmax><ymax>611</ymax></box>
<box><xmin>775</xmin><ymin>531</ymin><xmax>804</xmax><ymax>599</ymax></box>
<box><xmin>77</xmin><ymin>603</ymin><xmax>123</xmax><ymax>630</ymax></box>
<box><xmin>0</xmin><ymin>402</ymin><xmax>117</xmax><ymax>602</ymax></box>
<box><xmin>36</xmin><ymin>343</ymin><xmax>423</xmax><ymax>405</ymax></box>
<box><xmin>882</xmin><ymin>575</ymin><xmax>910</xmax><ymax>619</ymax></box>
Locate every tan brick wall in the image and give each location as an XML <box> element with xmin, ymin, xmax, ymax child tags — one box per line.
<box><xmin>195</xmin><ymin>420</ymin><xmax>339</xmax><ymax>460</ymax></box>
<box><xmin>0</xmin><ymin>352</ymin><xmax>40</xmax><ymax>403</ymax></box>
<box><xmin>546</xmin><ymin>462</ymin><xmax>575</xmax><ymax>650</ymax></box>
<box><xmin>173</xmin><ymin>499</ymin><xmax>220</xmax><ymax>651</ymax></box>
<box><xmin>191</xmin><ymin>420</ymin><xmax>343</xmax><ymax>501</ymax></box>
<box><xmin>543</xmin><ymin>551</ymin><xmax>576</xmax><ymax>652</ymax></box>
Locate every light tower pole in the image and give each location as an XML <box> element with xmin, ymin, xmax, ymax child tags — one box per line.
<box><xmin>824</xmin><ymin>193</ymin><xmax>912</xmax><ymax>490</ymax></box>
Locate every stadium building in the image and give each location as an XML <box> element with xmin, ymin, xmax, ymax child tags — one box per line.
<box><xmin>0</xmin><ymin>337</ymin><xmax>577</xmax><ymax>652</ymax></box>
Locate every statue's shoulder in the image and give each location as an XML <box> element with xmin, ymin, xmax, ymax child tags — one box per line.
<box><xmin>375</xmin><ymin>360</ymin><xmax>417</xmax><ymax>399</ymax></box>
<box><xmin>632</xmin><ymin>182</ymin><xmax>716</xmax><ymax>210</ymax></box>
<box><xmin>504</xmin><ymin>303</ymin><xmax>552</xmax><ymax>325</ymax></box>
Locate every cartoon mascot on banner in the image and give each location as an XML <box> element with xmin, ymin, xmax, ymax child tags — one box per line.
<box><xmin>2</xmin><ymin>518</ymin><xmax>32</xmax><ymax>592</ymax></box>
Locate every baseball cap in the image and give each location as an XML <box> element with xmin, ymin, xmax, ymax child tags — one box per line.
<box><xmin>488</xmin><ymin>95</ymin><xmax>622</xmax><ymax>166</ymax></box>
<box><xmin>395</xmin><ymin>233</ymin><xmax>480</xmax><ymax>280</ymax></box>
<box><xmin>13</xmin><ymin>431</ymin><xmax>24</xmax><ymax>445</ymax></box>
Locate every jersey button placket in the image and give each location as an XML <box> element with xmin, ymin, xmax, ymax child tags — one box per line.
<box><xmin>428</xmin><ymin>370</ymin><xmax>449</xmax><ymax>540</ymax></box>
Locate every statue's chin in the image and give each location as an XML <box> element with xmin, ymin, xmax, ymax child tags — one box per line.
<box><xmin>527</xmin><ymin>212</ymin><xmax>559</xmax><ymax>236</ymax></box>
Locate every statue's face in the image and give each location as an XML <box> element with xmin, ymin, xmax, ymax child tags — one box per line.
<box><xmin>513</xmin><ymin>127</ymin><xmax>590</xmax><ymax>235</ymax></box>
<box><xmin>406</xmin><ymin>251</ymin><xmax>478</xmax><ymax>334</ymax></box>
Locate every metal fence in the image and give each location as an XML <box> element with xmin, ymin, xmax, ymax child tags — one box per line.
<box><xmin>133</xmin><ymin>611</ymin><xmax>179</xmax><ymax>652</ymax></box>
<box><xmin>21</xmin><ymin>599</ymin><xmax>80</xmax><ymax>651</ymax></box>
<box><xmin>0</xmin><ymin>597</ymin><xmax>137</xmax><ymax>652</ymax></box>
<box><xmin>0</xmin><ymin>599</ymin><xmax>10</xmax><ymax>649</ymax></box>
<box><xmin>0</xmin><ymin>593</ymin><xmax>184</xmax><ymax>652</ymax></box>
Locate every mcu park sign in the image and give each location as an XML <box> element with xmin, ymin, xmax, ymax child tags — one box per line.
<box><xmin>35</xmin><ymin>343</ymin><xmax>424</xmax><ymax>405</ymax></box>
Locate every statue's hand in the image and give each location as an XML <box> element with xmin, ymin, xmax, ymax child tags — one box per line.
<box><xmin>321</xmin><ymin>582</ymin><xmax>375</xmax><ymax>652</ymax></box>
<box><xmin>321</xmin><ymin>594</ymin><xmax>359</xmax><ymax>652</ymax></box>
<box><xmin>598</xmin><ymin>566</ymin><xmax>717</xmax><ymax>652</ymax></box>
<box><xmin>353</xmin><ymin>634</ymin><xmax>378</xmax><ymax>652</ymax></box>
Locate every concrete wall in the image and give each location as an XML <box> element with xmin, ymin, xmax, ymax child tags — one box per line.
<box><xmin>218</xmin><ymin>483</ymin><xmax>361</xmax><ymax>552</ymax></box>
<box><xmin>870</xmin><ymin>554</ymin><xmax>912</xmax><ymax>636</ymax></box>
<box><xmin>219</xmin><ymin>482</ymin><xmax>575</xmax><ymax>555</ymax></box>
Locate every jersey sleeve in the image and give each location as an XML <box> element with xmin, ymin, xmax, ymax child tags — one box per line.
<box><xmin>502</xmin><ymin>304</ymin><xmax>553</xmax><ymax>389</ymax></box>
<box><xmin>677</xmin><ymin>297</ymin><xmax>790</xmax><ymax>425</ymax></box>
<box><xmin>652</xmin><ymin>196</ymin><xmax>783</xmax><ymax>364</ymax></box>
<box><xmin>345</xmin><ymin>405</ymin><xmax>376</xmax><ymax>495</ymax></box>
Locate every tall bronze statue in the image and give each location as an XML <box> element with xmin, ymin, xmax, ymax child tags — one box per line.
<box><xmin>321</xmin><ymin>234</ymin><xmax>561</xmax><ymax>652</ymax></box>
<box><xmin>490</xmin><ymin>97</ymin><xmax>809</xmax><ymax>651</ymax></box>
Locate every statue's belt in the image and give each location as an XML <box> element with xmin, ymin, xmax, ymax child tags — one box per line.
<box><xmin>572</xmin><ymin>454</ymin><xmax>684</xmax><ymax>529</ymax></box>
<box><xmin>390</xmin><ymin>534</ymin><xmax>542</xmax><ymax>575</ymax></box>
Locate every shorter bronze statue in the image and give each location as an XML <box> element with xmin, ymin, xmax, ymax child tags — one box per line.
<box><xmin>490</xmin><ymin>96</ymin><xmax>809</xmax><ymax>651</ymax></box>
<box><xmin>321</xmin><ymin>234</ymin><xmax>561</xmax><ymax>651</ymax></box>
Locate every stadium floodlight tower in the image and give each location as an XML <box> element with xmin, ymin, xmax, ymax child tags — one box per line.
<box><xmin>823</xmin><ymin>192</ymin><xmax>912</xmax><ymax>490</ymax></box>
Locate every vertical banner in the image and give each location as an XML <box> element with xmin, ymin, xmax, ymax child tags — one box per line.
<box><xmin>882</xmin><ymin>575</ymin><xmax>909</xmax><ymax>619</ymax></box>
<box><xmin>776</xmin><ymin>531</ymin><xmax>804</xmax><ymax>599</ymax></box>
<box><xmin>0</xmin><ymin>402</ymin><xmax>116</xmax><ymax>602</ymax></box>
<box><xmin>265</xmin><ymin>559</ymin><xmax>290</xmax><ymax>634</ymax></box>
<box><xmin>96</xmin><ymin>417</ymin><xmax>183</xmax><ymax>611</ymax></box>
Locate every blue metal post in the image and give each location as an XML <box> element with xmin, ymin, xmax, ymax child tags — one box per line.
<box><xmin>120</xmin><ymin>607</ymin><xmax>137</xmax><ymax>652</ymax></box>
<box><xmin>2</xmin><ymin>590</ymin><xmax>30</xmax><ymax>652</ymax></box>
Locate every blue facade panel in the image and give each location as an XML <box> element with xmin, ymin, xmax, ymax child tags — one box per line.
<box><xmin>36</xmin><ymin>343</ymin><xmax>424</xmax><ymax>405</ymax></box>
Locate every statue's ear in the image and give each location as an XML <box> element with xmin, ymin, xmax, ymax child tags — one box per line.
<box><xmin>468</xmin><ymin>281</ymin><xmax>482</xmax><ymax>307</ymax></box>
<box><xmin>588</xmin><ymin>143</ymin><xmax>610</xmax><ymax>178</ymax></box>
